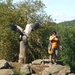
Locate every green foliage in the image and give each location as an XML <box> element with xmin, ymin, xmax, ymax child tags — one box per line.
<box><xmin>53</xmin><ymin>25</ymin><xmax>75</xmax><ymax>73</ymax></box>
<box><xmin>58</xmin><ymin>19</ymin><xmax>75</xmax><ymax>26</ymax></box>
<box><xmin>28</xmin><ymin>24</ymin><xmax>53</xmax><ymax>62</ymax></box>
<box><xmin>0</xmin><ymin>0</ymin><xmax>51</xmax><ymax>62</ymax></box>
<box><xmin>13</xmin><ymin>69</ymin><xmax>26</xmax><ymax>75</ymax></box>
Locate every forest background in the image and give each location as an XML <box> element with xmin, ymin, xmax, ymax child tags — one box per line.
<box><xmin>0</xmin><ymin>0</ymin><xmax>75</xmax><ymax>73</ymax></box>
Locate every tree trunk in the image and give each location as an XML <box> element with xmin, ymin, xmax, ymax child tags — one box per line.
<box><xmin>18</xmin><ymin>36</ymin><xmax>28</xmax><ymax>63</ymax></box>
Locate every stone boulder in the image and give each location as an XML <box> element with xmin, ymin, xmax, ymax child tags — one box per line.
<box><xmin>20</xmin><ymin>64</ymin><xmax>33</xmax><ymax>75</ymax></box>
<box><xmin>32</xmin><ymin>59</ymin><xmax>43</xmax><ymax>65</ymax></box>
<box><xmin>0</xmin><ymin>69</ymin><xmax>14</xmax><ymax>75</ymax></box>
<box><xmin>0</xmin><ymin>59</ymin><xmax>13</xmax><ymax>69</ymax></box>
<box><xmin>42</xmin><ymin>64</ymin><xmax>71</xmax><ymax>75</ymax></box>
<box><xmin>0</xmin><ymin>59</ymin><xmax>14</xmax><ymax>75</ymax></box>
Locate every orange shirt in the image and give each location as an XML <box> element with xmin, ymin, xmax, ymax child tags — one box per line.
<box><xmin>50</xmin><ymin>36</ymin><xmax>59</xmax><ymax>48</ymax></box>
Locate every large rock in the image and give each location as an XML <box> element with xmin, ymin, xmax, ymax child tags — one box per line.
<box><xmin>42</xmin><ymin>64</ymin><xmax>71</xmax><ymax>75</ymax></box>
<box><xmin>0</xmin><ymin>59</ymin><xmax>13</xmax><ymax>69</ymax></box>
<box><xmin>32</xmin><ymin>59</ymin><xmax>63</xmax><ymax>65</ymax></box>
<box><xmin>20</xmin><ymin>64</ymin><xmax>33</xmax><ymax>75</ymax></box>
<box><xmin>0</xmin><ymin>59</ymin><xmax>14</xmax><ymax>75</ymax></box>
<box><xmin>0</xmin><ymin>69</ymin><xmax>14</xmax><ymax>75</ymax></box>
<box><xmin>32</xmin><ymin>59</ymin><xmax>43</xmax><ymax>65</ymax></box>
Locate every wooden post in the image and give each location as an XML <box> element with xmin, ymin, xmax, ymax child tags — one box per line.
<box><xmin>18</xmin><ymin>35</ymin><xmax>28</xmax><ymax>63</ymax></box>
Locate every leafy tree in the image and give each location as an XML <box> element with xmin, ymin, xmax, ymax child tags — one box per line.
<box><xmin>0</xmin><ymin>0</ymin><xmax>52</xmax><ymax>62</ymax></box>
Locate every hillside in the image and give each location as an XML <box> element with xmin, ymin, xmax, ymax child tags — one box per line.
<box><xmin>58</xmin><ymin>19</ymin><xmax>75</xmax><ymax>26</ymax></box>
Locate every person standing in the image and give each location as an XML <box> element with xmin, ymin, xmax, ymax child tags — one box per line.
<box><xmin>49</xmin><ymin>31</ymin><xmax>60</xmax><ymax>64</ymax></box>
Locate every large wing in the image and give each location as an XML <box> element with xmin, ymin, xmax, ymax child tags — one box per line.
<box><xmin>31</xmin><ymin>23</ymin><xmax>40</xmax><ymax>30</ymax></box>
<box><xmin>10</xmin><ymin>24</ymin><xmax>24</xmax><ymax>36</ymax></box>
<box><xmin>24</xmin><ymin>23</ymin><xmax>40</xmax><ymax>37</ymax></box>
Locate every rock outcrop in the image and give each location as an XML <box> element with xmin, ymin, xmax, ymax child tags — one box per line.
<box><xmin>0</xmin><ymin>59</ymin><xmax>14</xmax><ymax>75</ymax></box>
<box><xmin>0</xmin><ymin>59</ymin><xmax>75</xmax><ymax>75</ymax></box>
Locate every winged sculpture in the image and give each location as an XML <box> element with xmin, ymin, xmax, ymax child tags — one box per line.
<box><xmin>10</xmin><ymin>23</ymin><xmax>40</xmax><ymax>63</ymax></box>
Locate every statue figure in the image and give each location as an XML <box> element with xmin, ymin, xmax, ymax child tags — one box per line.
<box><xmin>10</xmin><ymin>23</ymin><xmax>40</xmax><ymax>63</ymax></box>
